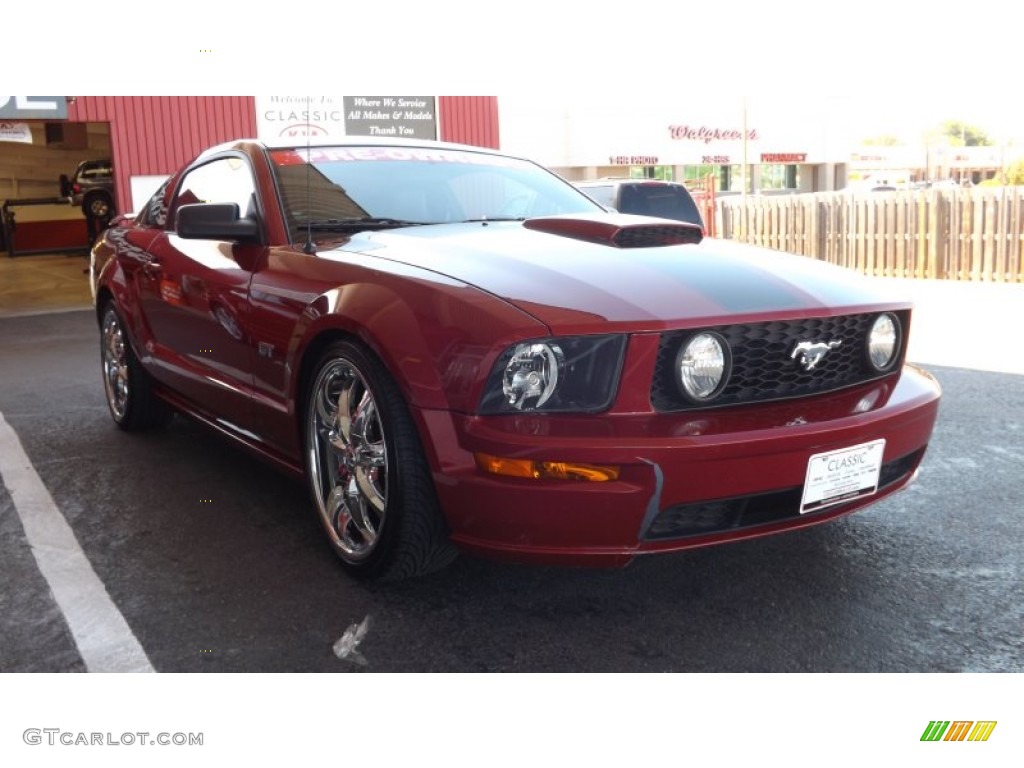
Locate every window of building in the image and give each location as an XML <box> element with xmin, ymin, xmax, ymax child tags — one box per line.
<box><xmin>759</xmin><ymin>164</ymin><xmax>799</xmax><ymax>190</ymax></box>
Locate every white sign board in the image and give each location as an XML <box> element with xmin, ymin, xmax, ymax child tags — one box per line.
<box><xmin>256</xmin><ymin>96</ymin><xmax>346</xmax><ymax>139</ymax></box>
<box><xmin>0</xmin><ymin>121</ymin><xmax>33</xmax><ymax>143</ymax></box>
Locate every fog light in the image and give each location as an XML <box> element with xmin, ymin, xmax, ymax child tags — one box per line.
<box><xmin>475</xmin><ymin>453</ymin><xmax>620</xmax><ymax>482</ymax></box>
<box><xmin>867</xmin><ymin>313</ymin><xmax>900</xmax><ymax>371</ymax></box>
<box><xmin>676</xmin><ymin>332</ymin><xmax>730</xmax><ymax>401</ymax></box>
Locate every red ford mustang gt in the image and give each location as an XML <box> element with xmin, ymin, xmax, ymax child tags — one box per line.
<box><xmin>90</xmin><ymin>137</ymin><xmax>941</xmax><ymax>580</ymax></box>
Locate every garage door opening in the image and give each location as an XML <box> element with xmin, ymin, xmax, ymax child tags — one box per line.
<box><xmin>0</xmin><ymin>120</ymin><xmax>111</xmax><ymax>315</ymax></box>
<box><xmin>1</xmin><ymin>120</ymin><xmax>114</xmax><ymax>255</ymax></box>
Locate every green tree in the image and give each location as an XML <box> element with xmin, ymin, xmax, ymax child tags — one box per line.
<box><xmin>938</xmin><ymin>120</ymin><xmax>992</xmax><ymax>146</ymax></box>
<box><xmin>1005</xmin><ymin>159</ymin><xmax>1024</xmax><ymax>185</ymax></box>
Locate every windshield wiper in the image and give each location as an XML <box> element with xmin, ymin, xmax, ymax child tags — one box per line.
<box><xmin>461</xmin><ymin>216</ymin><xmax>525</xmax><ymax>223</ymax></box>
<box><xmin>301</xmin><ymin>217</ymin><xmax>425</xmax><ymax>232</ymax></box>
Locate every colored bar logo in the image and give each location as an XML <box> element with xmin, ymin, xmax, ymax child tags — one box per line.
<box><xmin>921</xmin><ymin>721</ymin><xmax>997</xmax><ymax>742</ymax></box>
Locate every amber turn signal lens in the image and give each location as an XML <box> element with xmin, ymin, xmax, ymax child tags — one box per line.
<box><xmin>475</xmin><ymin>453</ymin><xmax>619</xmax><ymax>482</ymax></box>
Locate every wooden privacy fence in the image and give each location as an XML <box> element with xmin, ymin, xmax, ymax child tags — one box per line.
<box><xmin>717</xmin><ymin>187</ymin><xmax>1024</xmax><ymax>282</ymax></box>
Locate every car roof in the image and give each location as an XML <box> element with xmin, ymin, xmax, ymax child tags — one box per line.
<box><xmin>574</xmin><ymin>179</ymin><xmax>686</xmax><ymax>186</ymax></box>
<box><xmin>196</xmin><ymin>136</ymin><xmax>520</xmax><ymax>161</ymax></box>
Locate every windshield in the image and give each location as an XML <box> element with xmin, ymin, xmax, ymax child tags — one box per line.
<box><xmin>269</xmin><ymin>145</ymin><xmax>603</xmax><ymax>240</ymax></box>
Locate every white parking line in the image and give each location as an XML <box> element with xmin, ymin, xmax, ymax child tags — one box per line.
<box><xmin>0</xmin><ymin>412</ymin><xmax>154</xmax><ymax>673</ymax></box>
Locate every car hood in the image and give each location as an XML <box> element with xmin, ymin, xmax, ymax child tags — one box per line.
<box><xmin>333</xmin><ymin>218</ymin><xmax>908</xmax><ymax>334</ymax></box>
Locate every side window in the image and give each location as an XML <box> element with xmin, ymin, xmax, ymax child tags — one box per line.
<box><xmin>136</xmin><ymin>176</ymin><xmax>174</xmax><ymax>228</ymax></box>
<box><xmin>170</xmin><ymin>156</ymin><xmax>257</xmax><ymax>230</ymax></box>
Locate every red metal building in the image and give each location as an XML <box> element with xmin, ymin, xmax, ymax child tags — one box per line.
<box><xmin>67</xmin><ymin>96</ymin><xmax>500</xmax><ymax>214</ymax></box>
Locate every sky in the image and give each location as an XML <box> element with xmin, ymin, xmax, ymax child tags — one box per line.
<box><xmin>5</xmin><ymin>1</ymin><xmax>1020</xmax><ymax>146</ymax></box>
<box><xmin>496</xmin><ymin>91</ymin><xmax>1022</xmax><ymax>162</ymax></box>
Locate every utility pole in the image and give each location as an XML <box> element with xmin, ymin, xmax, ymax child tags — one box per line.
<box><xmin>742</xmin><ymin>97</ymin><xmax>749</xmax><ymax>200</ymax></box>
<box><xmin>740</xmin><ymin>97</ymin><xmax>749</xmax><ymax>242</ymax></box>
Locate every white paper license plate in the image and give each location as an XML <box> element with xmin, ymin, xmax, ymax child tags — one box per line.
<box><xmin>800</xmin><ymin>439</ymin><xmax>886</xmax><ymax>514</ymax></box>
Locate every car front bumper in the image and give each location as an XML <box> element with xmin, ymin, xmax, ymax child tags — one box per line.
<box><xmin>417</xmin><ymin>365</ymin><xmax>941</xmax><ymax>566</ymax></box>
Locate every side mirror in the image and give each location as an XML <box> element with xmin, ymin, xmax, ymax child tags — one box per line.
<box><xmin>176</xmin><ymin>203</ymin><xmax>260</xmax><ymax>242</ymax></box>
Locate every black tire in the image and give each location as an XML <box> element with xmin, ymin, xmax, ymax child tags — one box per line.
<box><xmin>304</xmin><ymin>339</ymin><xmax>457</xmax><ymax>581</ymax></box>
<box><xmin>99</xmin><ymin>301</ymin><xmax>170</xmax><ymax>430</ymax></box>
<box><xmin>84</xmin><ymin>192</ymin><xmax>114</xmax><ymax>219</ymax></box>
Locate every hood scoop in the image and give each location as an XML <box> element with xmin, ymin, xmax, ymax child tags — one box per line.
<box><xmin>523</xmin><ymin>214</ymin><xmax>703</xmax><ymax>248</ymax></box>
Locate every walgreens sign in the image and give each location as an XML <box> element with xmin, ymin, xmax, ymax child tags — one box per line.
<box><xmin>668</xmin><ymin>125</ymin><xmax>759</xmax><ymax>143</ymax></box>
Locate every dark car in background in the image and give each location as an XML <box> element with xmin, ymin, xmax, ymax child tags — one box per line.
<box><xmin>61</xmin><ymin>158</ymin><xmax>116</xmax><ymax>218</ymax></box>
<box><xmin>574</xmin><ymin>179</ymin><xmax>705</xmax><ymax>230</ymax></box>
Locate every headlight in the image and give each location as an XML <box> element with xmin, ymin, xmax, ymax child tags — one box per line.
<box><xmin>676</xmin><ymin>332</ymin><xmax>730</xmax><ymax>402</ymax></box>
<box><xmin>867</xmin><ymin>313</ymin><xmax>901</xmax><ymax>371</ymax></box>
<box><xmin>479</xmin><ymin>335</ymin><xmax>627</xmax><ymax>414</ymax></box>
<box><xmin>503</xmin><ymin>342</ymin><xmax>564</xmax><ymax>409</ymax></box>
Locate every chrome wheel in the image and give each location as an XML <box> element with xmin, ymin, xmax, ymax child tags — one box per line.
<box><xmin>307</xmin><ymin>356</ymin><xmax>388</xmax><ymax>561</ymax></box>
<box><xmin>304</xmin><ymin>340</ymin><xmax>457</xmax><ymax>580</ymax></box>
<box><xmin>101</xmin><ymin>307</ymin><xmax>130</xmax><ymax>421</ymax></box>
<box><xmin>98</xmin><ymin>300</ymin><xmax>169</xmax><ymax>431</ymax></box>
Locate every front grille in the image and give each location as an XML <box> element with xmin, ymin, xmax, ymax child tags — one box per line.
<box><xmin>651</xmin><ymin>311</ymin><xmax>908</xmax><ymax>411</ymax></box>
<box><xmin>642</xmin><ymin>448</ymin><xmax>924</xmax><ymax>540</ymax></box>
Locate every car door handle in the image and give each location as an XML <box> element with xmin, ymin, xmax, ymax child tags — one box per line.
<box><xmin>142</xmin><ymin>261</ymin><xmax>162</xmax><ymax>277</ymax></box>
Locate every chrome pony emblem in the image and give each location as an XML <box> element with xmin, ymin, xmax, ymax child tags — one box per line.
<box><xmin>791</xmin><ymin>339</ymin><xmax>842</xmax><ymax>371</ymax></box>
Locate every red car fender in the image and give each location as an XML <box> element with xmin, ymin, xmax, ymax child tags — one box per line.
<box><xmin>284</xmin><ymin>276</ymin><xmax>549</xmax><ymax>415</ymax></box>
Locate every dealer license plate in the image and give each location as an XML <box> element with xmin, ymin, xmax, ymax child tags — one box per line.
<box><xmin>800</xmin><ymin>439</ymin><xmax>886</xmax><ymax>514</ymax></box>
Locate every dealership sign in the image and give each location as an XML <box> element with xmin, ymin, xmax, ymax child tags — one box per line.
<box><xmin>257</xmin><ymin>96</ymin><xmax>437</xmax><ymax>140</ymax></box>
<box><xmin>0</xmin><ymin>96</ymin><xmax>67</xmax><ymax>119</ymax></box>
<box><xmin>0</xmin><ymin>121</ymin><xmax>32</xmax><ymax>143</ymax></box>
<box><xmin>257</xmin><ymin>96</ymin><xmax>346</xmax><ymax>138</ymax></box>
<box><xmin>343</xmin><ymin>96</ymin><xmax>437</xmax><ymax>139</ymax></box>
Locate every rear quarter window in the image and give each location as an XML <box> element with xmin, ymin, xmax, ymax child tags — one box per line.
<box><xmin>577</xmin><ymin>184</ymin><xmax>615</xmax><ymax>207</ymax></box>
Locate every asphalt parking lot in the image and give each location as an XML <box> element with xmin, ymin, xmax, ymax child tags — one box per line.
<box><xmin>0</xmin><ymin>279</ymin><xmax>1022</xmax><ymax>673</ymax></box>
